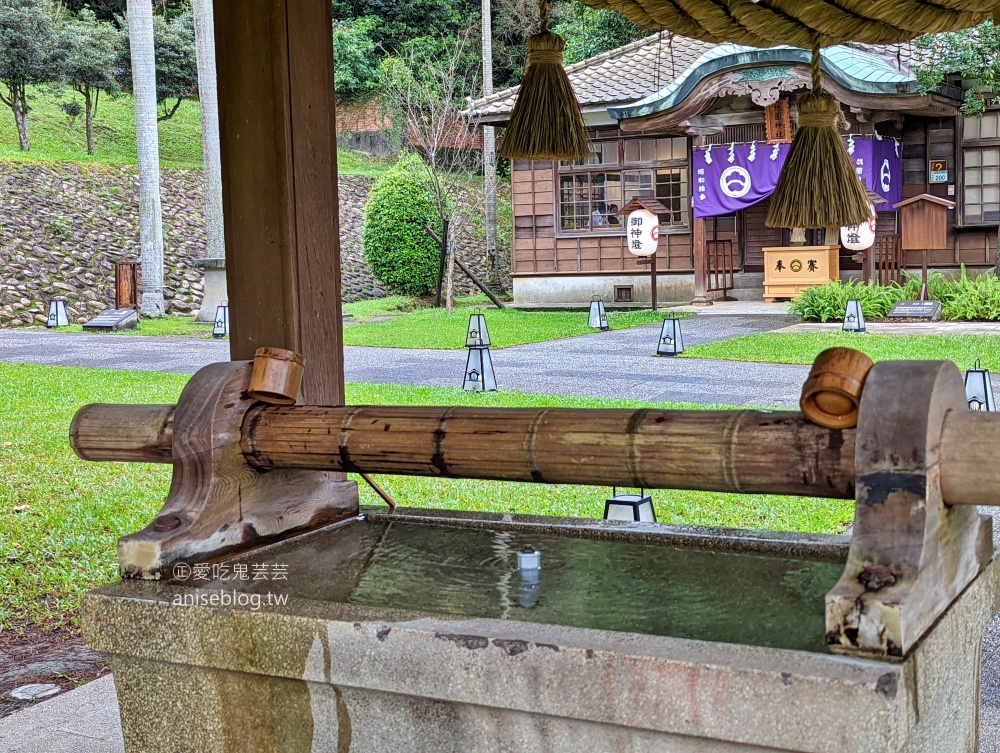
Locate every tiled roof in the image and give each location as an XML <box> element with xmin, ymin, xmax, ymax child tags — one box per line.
<box><xmin>611</xmin><ymin>42</ymin><xmax>921</xmax><ymax>120</ymax></box>
<box><xmin>466</xmin><ymin>34</ymin><xmax>716</xmax><ymax>120</ymax></box>
<box><xmin>467</xmin><ymin>34</ymin><xmax>924</xmax><ymax>122</ymax></box>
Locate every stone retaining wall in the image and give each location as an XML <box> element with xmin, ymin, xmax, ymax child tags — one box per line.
<box><xmin>0</xmin><ymin>161</ymin><xmax>509</xmax><ymax>327</ymax></box>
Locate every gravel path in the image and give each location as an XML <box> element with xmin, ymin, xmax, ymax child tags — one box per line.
<box><xmin>0</xmin><ymin>315</ymin><xmax>804</xmax><ymax>407</ymax></box>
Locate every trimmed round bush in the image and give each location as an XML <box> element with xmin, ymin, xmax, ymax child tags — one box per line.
<box><xmin>362</xmin><ymin>153</ymin><xmax>440</xmax><ymax>296</ymax></box>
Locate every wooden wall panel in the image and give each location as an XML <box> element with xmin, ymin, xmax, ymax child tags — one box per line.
<box><xmin>742</xmin><ymin>199</ymin><xmax>782</xmax><ymax>272</ymax></box>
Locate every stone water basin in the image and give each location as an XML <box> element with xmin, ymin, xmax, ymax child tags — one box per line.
<box><xmin>188</xmin><ymin>512</ymin><xmax>844</xmax><ymax>654</ymax></box>
<box><xmin>82</xmin><ymin>508</ymin><xmax>998</xmax><ymax>753</ymax></box>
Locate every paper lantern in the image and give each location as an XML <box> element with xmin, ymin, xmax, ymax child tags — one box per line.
<box><xmin>46</xmin><ymin>299</ymin><xmax>69</xmax><ymax>328</ymax></box>
<box><xmin>213</xmin><ymin>304</ymin><xmax>230</xmax><ymax>338</ymax></box>
<box><xmin>965</xmin><ymin>360</ymin><xmax>996</xmax><ymax>412</ymax></box>
<box><xmin>656</xmin><ymin>316</ymin><xmax>684</xmax><ymax>356</ymax></box>
<box><xmin>604</xmin><ymin>488</ymin><xmax>656</xmax><ymax>522</ymax></box>
<box><xmin>626</xmin><ymin>208</ymin><xmax>659</xmax><ymax>257</ymax></box>
<box><xmin>841</xmin><ymin>213</ymin><xmax>877</xmax><ymax>251</ymax></box>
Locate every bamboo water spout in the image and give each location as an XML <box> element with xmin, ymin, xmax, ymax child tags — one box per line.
<box><xmin>69</xmin><ymin>351</ymin><xmax>996</xmax><ymax>659</ymax></box>
<box><xmin>74</xmin><ymin>403</ymin><xmax>857</xmax><ymax>499</ymax></box>
<box><xmin>72</xmin><ymin>400</ymin><xmax>1000</xmax><ymax>508</ymax></box>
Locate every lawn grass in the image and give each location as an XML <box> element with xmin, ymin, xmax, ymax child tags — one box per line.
<box><xmin>0</xmin><ymin>85</ymin><xmax>389</xmax><ymax>176</ymax></box>
<box><xmin>342</xmin><ymin>305</ymin><xmax>671</xmax><ymax>349</ymax></box>
<box><xmin>0</xmin><ymin>362</ymin><xmax>853</xmax><ymax>631</ymax></box>
<box><xmin>343</xmin><ymin>295</ymin><xmax>427</xmax><ymax>319</ymax></box>
<box><xmin>336</xmin><ymin>148</ymin><xmax>393</xmax><ymax>179</ymax></box>
<box><xmin>683</xmin><ymin>331</ymin><xmax>1000</xmax><ymax>371</ymax></box>
<box><xmin>49</xmin><ymin>316</ymin><xmax>218</xmax><ymax>339</ymax></box>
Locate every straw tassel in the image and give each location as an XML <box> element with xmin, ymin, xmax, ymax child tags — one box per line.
<box><xmin>765</xmin><ymin>37</ymin><xmax>872</xmax><ymax>230</ymax></box>
<box><xmin>498</xmin><ymin>0</ymin><xmax>590</xmax><ymax>162</ymax></box>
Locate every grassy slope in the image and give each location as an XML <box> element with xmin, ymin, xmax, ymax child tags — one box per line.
<box><xmin>0</xmin><ymin>86</ymin><xmax>391</xmax><ymax>176</ymax></box>
<box><xmin>0</xmin><ymin>87</ymin><xmax>204</xmax><ymax>168</ymax></box>
<box><xmin>684</xmin><ymin>332</ymin><xmax>1000</xmax><ymax>371</ymax></box>
<box><xmin>0</xmin><ymin>362</ymin><xmax>853</xmax><ymax>629</ymax></box>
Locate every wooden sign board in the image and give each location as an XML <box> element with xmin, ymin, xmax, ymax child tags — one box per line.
<box><xmin>929</xmin><ymin>160</ymin><xmax>949</xmax><ymax>184</ymax></box>
<box><xmin>893</xmin><ymin>194</ymin><xmax>954</xmax><ymax>251</ymax></box>
<box><xmin>887</xmin><ymin>300</ymin><xmax>942</xmax><ymax>320</ymax></box>
<box><xmin>83</xmin><ymin>309</ymin><xmax>139</xmax><ymax>332</ymax></box>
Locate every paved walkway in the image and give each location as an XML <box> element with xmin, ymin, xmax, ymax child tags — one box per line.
<box><xmin>0</xmin><ymin>315</ymin><xmax>805</xmax><ymax>407</ymax></box>
<box><xmin>0</xmin><ymin>677</ymin><xmax>122</xmax><ymax>753</ymax></box>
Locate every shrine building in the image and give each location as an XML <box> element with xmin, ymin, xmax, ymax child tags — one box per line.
<box><xmin>467</xmin><ymin>36</ymin><xmax>1000</xmax><ymax>306</ymax></box>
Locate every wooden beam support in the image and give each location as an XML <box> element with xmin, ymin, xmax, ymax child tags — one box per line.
<box><xmin>214</xmin><ymin>0</ymin><xmax>346</xmax><ymax>406</ymax></box>
<box><xmin>826</xmin><ymin>361</ymin><xmax>992</xmax><ymax>657</ymax></box>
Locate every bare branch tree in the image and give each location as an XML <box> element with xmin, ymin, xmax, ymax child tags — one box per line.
<box><xmin>381</xmin><ymin>30</ymin><xmax>494</xmax><ymax>311</ymax></box>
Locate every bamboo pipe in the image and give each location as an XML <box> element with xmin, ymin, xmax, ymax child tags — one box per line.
<box><xmin>72</xmin><ymin>403</ymin><xmax>857</xmax><ymax>499</ymax></box>
<box><xmin>940</xmin><ymin>411</ymin><xmax>1000</xmax><ymax>506</ymax></box>
<box><xmin>71</xmin><ymin>404</ymin><xmax>175</xmax><ymax>463</ymax></box>
<box><xmin>70</xmin><ymin>402</ymin><xmax>1000</xmax><ymax>506</ymax></box>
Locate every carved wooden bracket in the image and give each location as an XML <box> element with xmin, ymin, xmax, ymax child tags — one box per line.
<box><xmin>112</xmin><ymin>360</ymin><xmax>358</xmax><ymax>579</ymax></box>
<box><xmin>825</xmin><ymin>361</ymin><xmax>993</xmax><ymax>657</ymax></box>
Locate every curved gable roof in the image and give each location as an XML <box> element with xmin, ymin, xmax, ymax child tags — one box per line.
<box><xmin>609</xmin><ymin>44</ymin><xmax>924</xmax><ymax>121</ymax></box>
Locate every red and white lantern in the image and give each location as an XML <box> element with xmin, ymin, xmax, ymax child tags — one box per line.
<box><xmin>626</xmin><ymin>208</ymin><xmax>659</xmax><ymax>256</ymax></box>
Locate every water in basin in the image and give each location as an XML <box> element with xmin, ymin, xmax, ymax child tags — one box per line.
<box><xmin>195</xmin><ymin>518</ymin><xmax>843</xmax><ymax>653</ymax></box>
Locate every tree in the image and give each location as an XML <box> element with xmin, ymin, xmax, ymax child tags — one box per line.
<box><xmin>63</xmin><ymin>0</ymin><xmax>126</xmax><ymax>23</ymax></box>
<box><xmin>552</xmin><ymin>4</ymin><xmax>647</xmax><ymax>66</ymax></box>
<box><xmin>118</xmin><ymin>8</ymin><xmax>197</xmax><ymax>121</ymax></box>
<box><xmin>125</xmin><ymin>0</ymin><xmax>166</xmax><ymax>317</ymax></box>
<box><xmin>914</xmin><ymin>22</ymin><xmax>1000</xmax><ymax>273</ymax></box>
<box><xmin>0</xmin><ymin>0</ymin><xmax>63</xmax><ymax>151</ymax></box>
<box><xmin>192</xmin><ymin>0</ymin><xmax>224</xmax><ymax>268</ymax></box>
<box><xmin>362</xmin><ymin>153</ymin><xmax>441</xmax><ymax>295</ymax></box>
<box><xmin>915</xmin><ymin>22</ymin><xmax>1000</xmax><ymax>116</ymax></box>
<box><xmin>332</xmin><ymin>0</ymin><xmax>473</xmax><ymax>55</ymax></box>
<box><xmin>62</xmin><ymin>9</ymin><xmax>123</xmax><ymax>155</ymax></box>
<box><xmin>381</xmin><ymin>31</ymin><xmax>491</xmax><ymax>310</ymax></box>
<box><xmin>333</xmin><ymin>15</ymin><xmax>380</xmax><ymax>103</ymax></box>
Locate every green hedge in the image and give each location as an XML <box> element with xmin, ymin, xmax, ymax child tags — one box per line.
<box><xmin>362</xmin><ymin>153</ymin><xmax>440</xmax><ymax>296</ymax></box>
<box><xmin>789</xmin><ymin>268</ymin><xmax>1000</xmax><ymax>322</ymax></box>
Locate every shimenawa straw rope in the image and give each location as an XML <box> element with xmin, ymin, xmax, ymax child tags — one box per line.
<box><xmin>765</xmin><ymin>36</ymin><xmax>872</xmax><ymax>230</ymax></box>
<box><xmin>498</xmin><ymin>0</ymin><xmax>590</xmax><ymax>162</ymax></box>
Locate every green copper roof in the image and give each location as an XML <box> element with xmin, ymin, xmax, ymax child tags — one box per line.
<box><xmin>610</xmin><ymin>44</ymin><xmax>928</xmax><ymax>121</ymax></box>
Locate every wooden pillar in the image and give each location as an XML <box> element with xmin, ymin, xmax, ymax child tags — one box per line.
<box><xmin>690</xmin><ymin>134</ymin><xmax>712</xmax><ymax>306</ymax></box>
<box><xmin>692</xmin><ymin>219</ymin><xmax>710</xmax><ymax>305</ymax></box>
<box><xmin>650</xmin><ymin>251</ymin><xmax>657</xmax><ymax>311</ymax></box>
<box><xmin>214</xmin><ymin>0</ymin><xmax>346</xmax><ymax>406</ymax></box>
